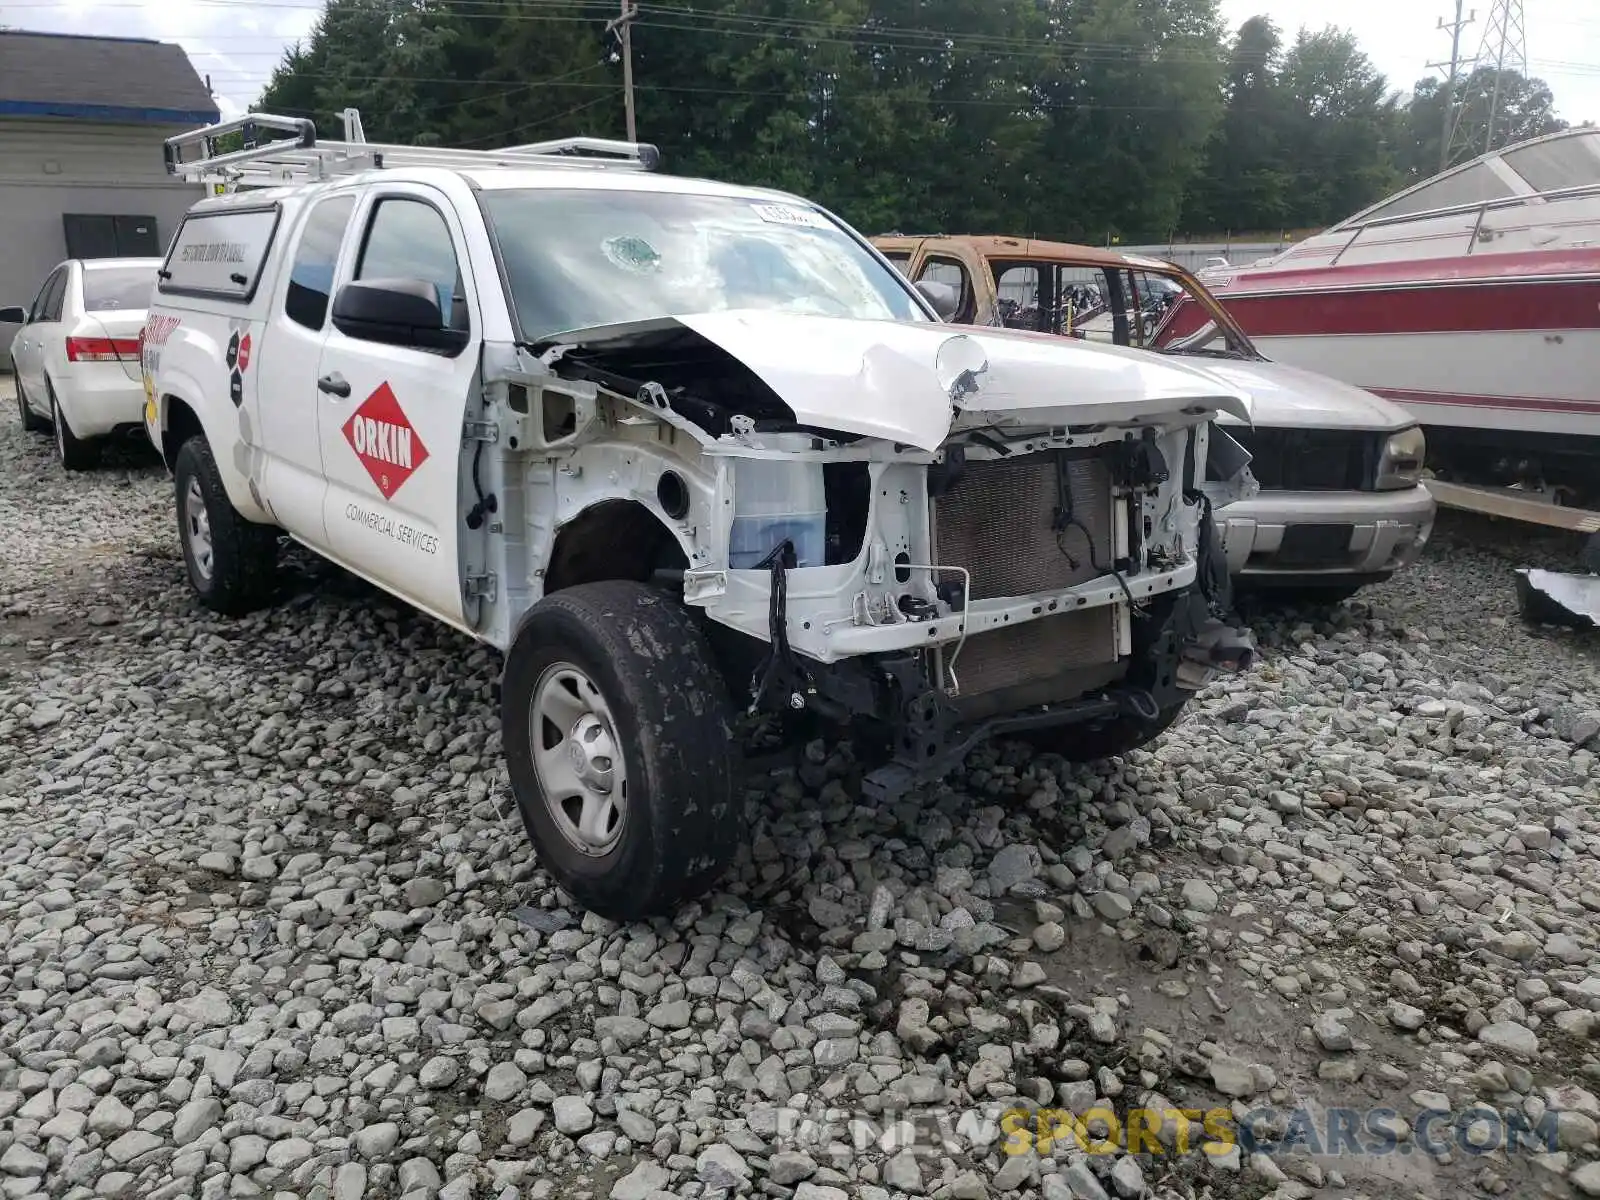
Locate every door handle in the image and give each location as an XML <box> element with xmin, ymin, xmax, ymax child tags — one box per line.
<box><xmin>318</xmin><ymin>373</ymin><xmax>351</xmax><ymax>398</ymax></box>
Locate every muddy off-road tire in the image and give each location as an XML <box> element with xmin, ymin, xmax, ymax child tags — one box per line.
<box><xmin>14</xmin><ymin>374</ymin><xmax>49</xmax><ymax>434</ymax></box>
<box><xmin>502</xmin><ymin>581</ymin><xmax>741</xmax><ymax>921</ymax></box>
<box><xmin>1019</xmin><ymin>698</ymin><xmax>1188</xmax><ymax>762</ymax></box>
<box><xmin>49</xmin><ymin>381</ymin><xmax>99</xmax><ymax>471</ymax></box>
<box><xmin>174</xmin><ymin>435</ymin><xmax>279</xmax><ymax>615</ymax></box>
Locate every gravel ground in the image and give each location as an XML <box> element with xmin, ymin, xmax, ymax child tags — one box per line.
<box><xmin>3</xmin><ymin>378</ymin><xmax>1600</xmax><ymax>1200</ymax></box>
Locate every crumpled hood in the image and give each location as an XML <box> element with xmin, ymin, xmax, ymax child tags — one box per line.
<box><xmin>1195</xmin><ymin>356</ymin><xmax>1416</xmax><ymax>431</ymax></box>
<box><xmin>664</xmin><ymin>310</ymin><xmax>1251</xmax><ymax>452</ymax></box>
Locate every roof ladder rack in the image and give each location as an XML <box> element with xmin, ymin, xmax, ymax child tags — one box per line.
<box><xmin>163</xmin><ymin>108</ymin><xmax>661</xmax><ymax>190</ymax></box>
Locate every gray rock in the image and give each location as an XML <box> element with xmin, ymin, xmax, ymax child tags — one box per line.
<box><xmin>988</xmin><ymin>844</ymin><xmax>1041</xmax><ymax>891</ymax></box>
<box><xmin>1093</xmin><ymin>892</ymin><xmax>1133</xmax><ymax>922</ymax></box>
<box><xmin>266</xmin><ymin>1137</ymin><xmax>315</xmax><ymax>1169</ymax></box>
<box><xmin>420</xmin><ymin>1056</ymin><xmax>460</xmax><ymax>1088</ymax></box>
<box><xmin>0</xmin><ymin>1145</ymin><xmax>48</xmax><ymax>1176</ymax></box>
<box><xmin>507</xmin><ymin>1109</ymin><xmax>546</xmax><ymax>1147</ymax></box>
<box><xmin>333</xmin><ymin>1163</ymin><xmax>368</xmax><ymax>1200</ymax></box>
<box><xmin>647</xmin><ymin>999</ymin><xmax>692</xmax><ymax>1029</ymax></box>
<box><xmin>104</xmin><ymin>1131</ymin><xmax>164</xmax><ymax>1165</ymax></box>
<box><xmin>1110</xmin><ymin>1155</ymin><xmax>1146</xmax><ymax>1198</ymax></box>
<box><xmin>595</xmin><ymin>1015</ymin><xmax>650</xmax><ymax>1047</ymax></box>
<box><xmin>355</xmin><ymin>1122</ymin><xmax>401</xmax><ymax>1157</ymax></box>
<box><xmin>1052</xmin><ymin>1161</ymin><xmax>1111</xmax><ymax>1200</ymax></box>
<box><xmin>992</xmin><ymin>1152</ymin><xmax>1033</xmax><ymax>1192</ymax></box>
<box><xmin>883</xmin><ymin>1149</ymin><xmax>925</xmax><ymax>1194</ymax></box>
<box><xmin>697</xmin><ymin>1143</ymin><xmax>751</xmax><ymax>1189</ymax></box>
<box><xmin>406</xmin><ymin>876</ymin><xmax>448</xmax><ymax>907</ymax></box>
<box><xmin>552</xmin><ymin>1095</ymin><xmax>594</xmax><ymax>1135</ymax></box>
<box><xmin>613</xmin><ymin>1161</ymin><xmax>671</xmax><ymax>1200</ymax></box>
<box><xmin>768</xmin><ymin>1151</ymin><xmax>818</xmax><ymax>1185</ymax></box>
<box><xmin>1180</xmin><ymin>879</ymin><xmax>1219</xmax><ymax>914</ymax></box>
<box><xmin>1313</xmin><ymin>1013</ymin><xmax>1353</xmax><ymax>1052</ymax></box>
<box><xmin>1388</xmin><ymin>1001</ymin><xmax>1426</xmax><ymax>1031</ymax></box>
<box><xmin>1478</xmin><ymin>1021</ymin><xmax>1539</xmax><ymax>1057</ymax></box>
<box><xmin>1572</xmin><ymin>1161</ymin><xmax>1600</xmax><ymax>1197</ymax></box>
<box><xmin>88</xmin><ymin>1095</ymin><xmax>134</xmax><ymax>1136</ymax></box>
<box><xmin>171</xmin><ymin>1097</ymin><xmax>223</xmax><ymax>1146</ymax></box>
<box><xmin>1209</xmin><ymin>1055</ymin><xmax>1260</xmax><ymax>1098</ymax></box>
<box><xmin>484</xmin><ymin>1062</ymin><xmax>527</xmax><ymax>1102</ymax></box>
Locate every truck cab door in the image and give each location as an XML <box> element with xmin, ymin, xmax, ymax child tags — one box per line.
<box><xmin>314</xmin><ymin>185</ymin><xmax>476</xmax><ymax>628</ymax></box>
<box><xmin>255</xmin><ymin>192</ymin><xmax>360</xmax><ymax>542</ymax></box>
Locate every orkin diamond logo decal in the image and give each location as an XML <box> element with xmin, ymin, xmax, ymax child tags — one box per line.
<box><xmin>342</xmin><ymin>382</ymin><xmax>430</xmax><ymax>500</ymax></box>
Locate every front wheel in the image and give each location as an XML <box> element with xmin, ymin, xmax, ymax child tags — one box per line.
<box><xmin>1018</xmin><ymin>698</ymin><xmax>1187</xmax><ymax>762</ymax></box>
<box><xmin>174</xmin><ymin>436</ymin><xmax>279</xmax><ymax>615</ymax></box>
<box><xmin>502</xmin><ymin>581</ymin><xmax>741</xmax><ymax>921</ymax></box>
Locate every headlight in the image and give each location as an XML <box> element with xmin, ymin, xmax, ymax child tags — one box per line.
<box><xmin>1376</xmin><ymin>425</ymin><xmax>1426</xmax><ymax>490</ymax></box>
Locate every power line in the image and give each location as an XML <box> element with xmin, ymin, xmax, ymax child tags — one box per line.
<box><xmin>1429</xmin><ymin>0</ymin><xmax>1476</xmax><ymax>172</ymax></box>
<box><xmin>1449</xmin><ymin>0</ymin><xmax>1529</xmax><ymax>161</ymax></box>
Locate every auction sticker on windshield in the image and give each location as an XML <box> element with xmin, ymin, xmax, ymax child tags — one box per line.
<box><xmin>751</xmin><ymin>204</ymin><xmax>830</xmax><ymax>229</ymax></box>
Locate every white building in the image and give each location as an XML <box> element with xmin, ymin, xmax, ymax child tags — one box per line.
<box><xmin>0</xmin><ymin>30</ymin><xmax>218</xmax><ymax>363</ymax></box>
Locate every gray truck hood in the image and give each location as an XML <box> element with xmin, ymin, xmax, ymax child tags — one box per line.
<box><xmin>663</xmin><ymin>311</ymin><xmax>1250</xmax><ymax>451</ymax></box>
<box><xmin>1193</xmin><ymin>356</ymin><xmax>1417</xmax><ymax>431</ymax></box>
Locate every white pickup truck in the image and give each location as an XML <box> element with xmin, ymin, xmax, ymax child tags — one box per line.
<box><xmin>142</xmin><ymin>113</ymin><xmax>1256</xmax><ymax>919</ymax></box>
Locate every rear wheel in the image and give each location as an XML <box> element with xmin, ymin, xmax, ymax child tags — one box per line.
<box><xmin>49</xmin><ymin>382</ymin><xmax>98</xmax><ymax>471</ymax></box>
<box><xmin>14</xmin><ymin>373</ymin><xmax>49</xmax><ymax>434</ymax></box>
<box><xmin>1018</xmin><ymin>698</ymin><xmax>1187</xmax><ymax>762</ymax></box>
<box><xmin>502</xmin><ymin>581</ymin><xmax>741</xmax><ymax>920</ymax></box>
<box><xmin>174</xmin><ymin>435</ymin><xmax>279</xmax><ymax>615</ymax></box>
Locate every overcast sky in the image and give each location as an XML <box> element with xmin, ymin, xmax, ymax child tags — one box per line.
<box><xmin>3</xmin><ymin>0</ymin><xmax>1597</xmax><ymax>130</ymax></box>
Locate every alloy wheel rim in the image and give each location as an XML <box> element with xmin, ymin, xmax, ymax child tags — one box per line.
<box><xmin>185</xmin><ymin>476</ymin><xmax>214</xmax><ymax>582</ymax></box>
<box><xmin>529</xmin><ymin>662</ymin><xmax>627</xmax><ymax>856</ymax></box>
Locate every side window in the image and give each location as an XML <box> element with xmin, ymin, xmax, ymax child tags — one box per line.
<box><xmin>880</xmin><ymin>251</ymin><xmax>912</xmax><ymax>277</ymax></box>
<box><xmin>356</xmin><ymin>198</ymin><xmax>468</xmax><ymax>332</ymax></box>
<box><xmin>285</xmin><ymin>195</ymin><xmax>356</xmax><ymax>331</ymax></box>
<box><xmin>993</xmin><ymin>263</ymin><xmax>1044</xmax><ymax>331</ymax></box>
<box><xmin>28</xmin><ymin>272</ymin><xmax>57</xmax><ymax>323</ymax></box>
<box><xmin>1057</xmin><ymin>266</ymin><xmax>1107</xmax><ymax>339</ymax></box>
<box><xmin>913</xmin><ymin>256</ymin><xmax>974</xmax><ymax>323</ymax></box>
<box><xmin>41</xmin><ymin>271</ymin><xmax>68</xmax><ymax>322</ymax></box>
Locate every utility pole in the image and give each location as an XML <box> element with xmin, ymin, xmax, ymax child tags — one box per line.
<box><xmin>606</xmin><ymin>0</ymin><xmax>639</xmax><ymax>142</ymax></box>
<box><xmin>1428</xmin><ymin>0</ymin><xmax>1475</xmax><ymax>172</ymax></box>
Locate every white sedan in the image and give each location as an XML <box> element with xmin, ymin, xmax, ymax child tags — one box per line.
<box><xmin>3</xmin><ymin>258</ymin><xmax>162</xmax><ymax>470</ymax></box>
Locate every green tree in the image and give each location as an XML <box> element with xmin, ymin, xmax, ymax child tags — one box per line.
<box><xmin>1181</xmin><ymin>15</ymin><xmax>1289</xmax><ymax>233</ymax></box>
<box><xmin>1034</xmin><ymin>0</ymin><xmax>1228</xmax><ymax>243</ymax></box>
<box><xmin>1398</xmin><ymin>67</ymin><xmax>1566</xmax><ymax>180</ymax></box>
<box><xmin>1273</xmin><ymin>26</ymin><xmax>1400</xmax><ymax>227</ymax></box>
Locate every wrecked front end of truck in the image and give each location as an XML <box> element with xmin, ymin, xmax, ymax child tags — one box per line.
<box><xmin>487</xmin><ymin>308</ymin><xmax>1257</xmax><ymax>800</ymax></box>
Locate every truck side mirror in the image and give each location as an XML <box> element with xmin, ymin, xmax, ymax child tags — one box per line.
<box><xmin>0</xmin><ymin>306</ymin><xmax>26</xmax><ymax>324</ymax></box>
<box><xmin>331</xmin><ymin>278</ymin><xmax>468</xmax><ymax>354</ymax></box>
<box><xmin>915</xmin><ymin>280</ymin><xmax>959</xmax><ymax>322</ymax></box>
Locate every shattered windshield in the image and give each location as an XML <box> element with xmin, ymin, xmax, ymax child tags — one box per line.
<box><xmin>482</xmin><ymin>189</ymin><xmax>926</xmax><ymax>341</ymax></box>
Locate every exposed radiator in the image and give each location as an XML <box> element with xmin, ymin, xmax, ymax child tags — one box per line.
<box><xmin>930</xmin><ymin>452</ymin><xmax>1121</xmax><ymax>697</ymax></box>
<box><xmin>948</xmin><ymin>608</ymin><xmax>1119</xmax><ymax>698</ymax></box>
<box><xmin>931</xmin><ymin>451</ymin><xmax>1116</xmax><ymax>599</ymax></box>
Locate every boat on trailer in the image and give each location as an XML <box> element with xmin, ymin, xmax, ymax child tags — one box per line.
<box><xmin>1199</xmin><ymin>127</ymin><xmax>1600</xmax><ymax>515</ymax></box>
